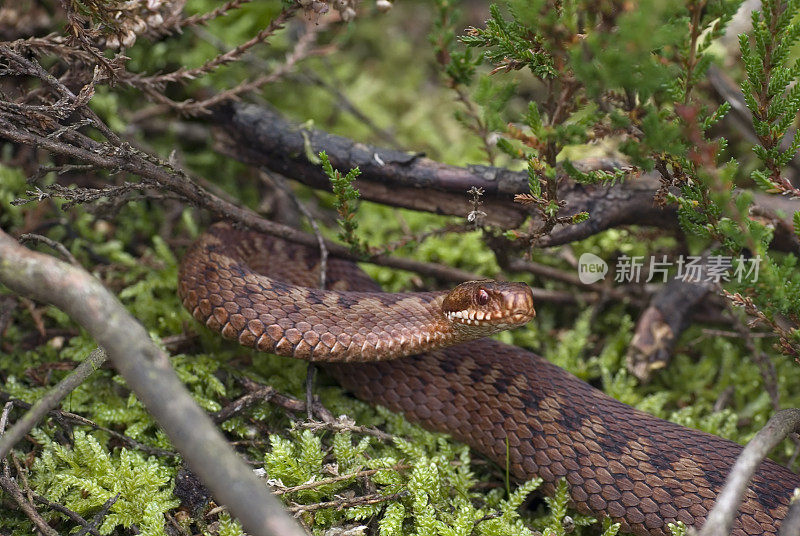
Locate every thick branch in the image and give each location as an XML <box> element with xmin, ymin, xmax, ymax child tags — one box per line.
<box><xmin>212</xmin><ymin>102</ymin><xmax>800</xmax><ymax>252</ymax></box>
<box><xmin>211</xmin><ymin>103</ymin><xmax>678</xmax><ymax>238</ymax></box>
<box><xmin>0</xmin><ymin>231</ymin><xmax>305</xmax><ymax>536</ymax></box>
<box><xmin>212</xmin><ymin>102</ymin><xmax>531</xmax><ymax>227</ymax></box>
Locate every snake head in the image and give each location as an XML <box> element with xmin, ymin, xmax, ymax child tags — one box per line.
<box><xmin>442</xmin><ymin>281</ymin><xmax>535</xmax><ymax>331</ymax></box>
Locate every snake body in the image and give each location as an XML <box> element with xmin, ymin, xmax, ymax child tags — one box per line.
<box><xmin>179</xmin><ymin>223</ymin><xmax>800</xmax><ymax>536</ymax></box>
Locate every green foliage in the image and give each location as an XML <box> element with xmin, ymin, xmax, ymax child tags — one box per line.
<box><xmin>562</xmin><ymin>160</ymin><xmax>630</xmax><ymax>187</ymax></box>
<box><xmin>740</xmin><ymin>0</ymin><xmax>800</xmax><ymax>190</ymax></box>
<box><xmin>211</xmin><ymin>511</ymin><xmax>245</xmax><ymax>536</ymax></box>
<box><xmin>573</xmin><ymin>0</ymin><xmax>685</xmax><ymax>99</ymax></box>
<box><xmin>31</xmin><ymin>431</ymin><xmax>179</xmax><ymax>536</ymax></box>
<box><xmin>471</xmin><ymin>77</ymin><xmax>518</xmax><ymax>134</ymax></box>
<box><xmin>461</xmin><ymin>4</ymin><xmax>556</xmax><ymax>79</ymax></box>
<box><xmin>668</xmin><ymin>521</ymin><xmax>688</xmax><ymax>536</ymax></box>
<box><xmin>431</xmin><ymin>0</ymin><xmax>481</xmax><ymax>85</ymax></box>
<box><xmin>0</xmin><ymin>165</ymin><xmax>27</xmax><ymax>229</ymax></box>
<box><xmin>668</xmin><ymin>0</ymin><xmax>742</xmax><ymax>103</ymax></box>
<box><xmin>793</xmin><ymin>211</ymin><xmax>800</xmax><ymax>239</ymax></box>
<box><xmin>321</xmin><ymin>150</ymin><xmax>367</xmax><ymax>255</ymax></box>
<box><xmin>534</xmin><ymin>480</ymin><xmax>596</xmax><ymax>535</ymax></box>
<box><xmin>450</xmin><ymin>0</ymin><xmax>712</xmax><ymax>236</ymax></box>
<box><xmin>729</xmin><ymin>252</ymin><xmax>800</xmax><ymax>322</ymax></box>
<box><xmin>546</xmin><ymin>308</ymin><xmax>597</xmax><ymax>380</ymax></box>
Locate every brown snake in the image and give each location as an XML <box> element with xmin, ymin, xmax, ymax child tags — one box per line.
<box><xmin>178</xmin><ymin>223</ymin><xmax>799</xmax><ymax>536</ymax></box>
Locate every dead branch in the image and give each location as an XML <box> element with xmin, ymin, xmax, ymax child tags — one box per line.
<box><xmin>214</xmin><ymin>384</ymin><xmax>279</xmax><ymax>424</ymax></box>
<box><xmin>0</xmin><ymin>230</ymin><xmax>306</xmax><ymax>536</ymax></box>
<box><xmin>123</xmin><ymin>5</ymin><xmax>315</xmax><ymax>115</ymax></box>
<box><xmin>294</xmin><ymin>415</ymin><xmax>394</xmax><ymax>442</ymax></box>
<box><xmin>177</xmin><ymin>0</ymin><xmax>253</xmax><ymax>30</ymax></box>
<box><xmin>18</xmin><ymin>233</ymin><xmax>80</xmax><ymax>266</ymax></box>
<box><xmin>272</xmin><ymin>464</ymin><xmax>410</xmax><ymax>495</ymax></box>
<box><xmin>627</xmin><ymin>275</ymin><xmax>717</xmax><ymax>382</ymax></box>
<box><xmin>212</xmin><ymin>102</ymin><xmax>532</xmax><ymax>228</ymax></box>
<box><xmin>212</xmin><ymin>102</ymin><xmax>800</xmax><ymax>252</ymax></box>
<box><xmin>147</xmin><ymin>7</ymin><xmax>297</xmax><ymax>85</ymax></box>
<box><xmin>236</xmin><ymin>376</ymin><xmax>335</xmax><ymax>423</ymax></box>
<box><xmin>74</xmin><ymin>493</ymin><xmax>119</xmax><ymax>536</ymax></box>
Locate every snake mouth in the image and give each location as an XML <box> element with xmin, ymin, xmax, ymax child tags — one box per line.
<box><xmin>445</xmin><ymin>309</ymin><xmax>505</xmax><ymax>325</ymax></box>
<box><xmin>445</xmin><ymin>308</ymin><xmax>534</xmax><ymax>327</ymax></box>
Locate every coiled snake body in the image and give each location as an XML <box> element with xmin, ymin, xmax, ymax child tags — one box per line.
<box><xmin>179</xmin><ymin>223</ymin><xmax>799</xmax><ymax>536</ymax></box>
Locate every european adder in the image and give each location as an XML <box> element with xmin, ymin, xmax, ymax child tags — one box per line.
<box><xmin>179</xmin><ymin>223</ymin><xmax>799</xmax><ymax>536</ymax></box>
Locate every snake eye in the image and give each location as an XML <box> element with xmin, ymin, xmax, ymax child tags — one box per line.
<box><xmin>476</xmin><ymin>288</ymin><xmax>489</xmax><ymax>306</ymax></box>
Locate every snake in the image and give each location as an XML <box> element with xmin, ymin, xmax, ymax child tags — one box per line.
<box><xmin>178</xmin><ymin>222</ymin><xmax>800</xmax><ymax>536</ymax></box>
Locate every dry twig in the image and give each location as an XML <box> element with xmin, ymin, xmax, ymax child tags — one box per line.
<box><xmin>0</xmin><ymin>392</ymin><xmax>176</xmax><ymax>458</ymax></box>
<box><xmin>0</xmin><ymin>469</ymin><xmax>59</xmax><ymax>536</ymax></box>
<box><xmin>237</xmin><ymin>375</ymin><xmax>335</xmax><ymax>422</ymax></box>
<box><xmin>31</xmin><ymin>492</ymin><xmax>103</xmax><ymax>536</ymax></box>
<box><xmin>73</xmin><ymin>494</ymin><xmax>119</xmax><ymax>536</ymax></box>
<box><xmin>272</xmin><ymin>464</ymin><xmax>410</xmax><ymax>495</ymax></box>
<box><xmin>295</xmin><ymin>416</ymin><xmax>395</xmax><ymax>442</ymax></box>
<box><xmin>0</xmin><ymin>348</ymin><xmax>107</xmax><ymax>460</ymax></box>
<box><xmin>286</xmin><ymin>491</ymin><xmax>403</xmax><ymax>515</ymax></box>
<box><xmin>18</xmin><ymin>233</ymin><xmax>80</xmax><ymax>266</ymax></box>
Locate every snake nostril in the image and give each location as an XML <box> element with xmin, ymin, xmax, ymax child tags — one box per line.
<box><xmin>505</xmin><ymin>293</ymin><xmax>528</xmax><ymax>318</ymax></box>
<box><xmin>507</xmin><ymin>291</ymin><xmax>534</xmax><ymax>319</ymax></box>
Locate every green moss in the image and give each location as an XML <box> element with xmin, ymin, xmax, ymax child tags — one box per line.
<box><xmin>31</xmin><ymin>431</ymin><xmax>179</xmax><ymax>536</ymax></box>
<box><xmin>263</xmin><ymin>424</ymin><xmax>546</xmax><ymax>536</ymax></box>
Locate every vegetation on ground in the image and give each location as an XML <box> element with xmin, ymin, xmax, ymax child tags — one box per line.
<box><xmin>1</xmin><ymin>0</ymin><xmax>800</xmax><ymax>535</ymax></box>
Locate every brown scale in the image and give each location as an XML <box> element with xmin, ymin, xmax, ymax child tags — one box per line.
<box><xmin>179</xmin><ymin>223</ymin><xmax>800</xmax><ymax>536</ymax></box>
